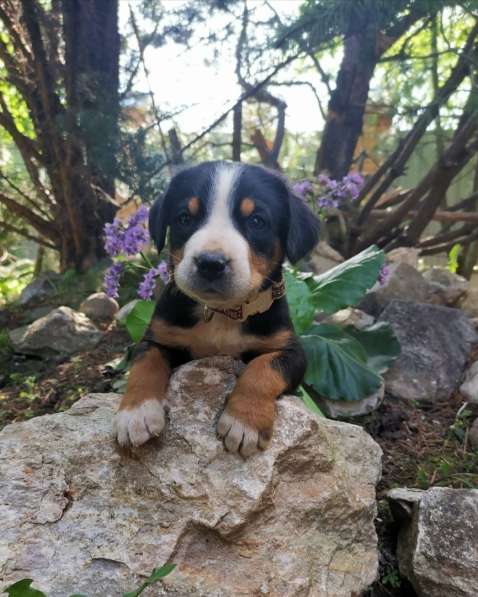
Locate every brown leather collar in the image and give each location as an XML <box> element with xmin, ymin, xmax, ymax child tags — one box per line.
<box><xmin>167</xmin><ymin>263</ymin><xmax>286</xmax><ymax>322</ymax></box>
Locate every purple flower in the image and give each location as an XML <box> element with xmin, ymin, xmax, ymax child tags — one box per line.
<box><xmin>137</xmin><ymin>261</ymin><xmax>169</xmax><ymax>300</ymax></box>
<box><xmin>378</xmin><ymin>264</ymin><xmax>390</xmax><ymax>287</ymax></box>
<box><xmin>104</xmin><ymin>262</ymin><xmax>125</xmax><ymax>298</ymax></box>
<box><xmin>292</xmin><ymin>180</ymin><xmax>313</xmax><ymax>197</ymax></box>
<box><xmin>103</xmin><ymin>206</ymin><xmax>150</xmax><ymax>257</ymax></box>
<box><xmin>317</xmin><ymin>174</ymin><xmax>330</xmax><ymax>186</ymax></box>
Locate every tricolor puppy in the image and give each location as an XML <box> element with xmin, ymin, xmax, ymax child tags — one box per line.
<box><xmin>114</xmin><ymin>161</ymin><xmax>320</xmax><ymax>457</ymax></box>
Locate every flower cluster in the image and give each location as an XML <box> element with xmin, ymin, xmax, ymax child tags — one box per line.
<box><xmin>378</xmin><ymin>264</ymin><xmax>391</xmax><ymax>287</ymax></box>
<box><xmin>293</xmin><ymin>172</ymin><xmax>365</xmax><ymax>212</ymax></box>
<box><xmin>104</xmin><ymin>204</ymin><xmax>150</xmax><ymax>257</ymax></box>
<box><xmin>103</xmin><ymin>204</ymin><xmax>168</xmax><ymax>300</ymax></box>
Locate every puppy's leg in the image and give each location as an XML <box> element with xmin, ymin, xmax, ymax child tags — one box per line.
<box><xmin>217</xmin><ymin>339</ymin><xmax>306</xmax><ymax>457</ymax></box>
<box><xmin>114</xmin><ymin>342</ymin><xmax>171</xmax><ymax>448</ymax></box>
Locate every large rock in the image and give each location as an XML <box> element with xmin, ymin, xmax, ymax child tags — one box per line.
<box><xmin>80</xmin><ymin>292</ymin><xmax>119</xmax><ymax>324</ymax></box>
<box><xmin>460</xmin><ymin>361</ymin><xmax>478</xmax><ymax>403</ymax></box>
<box><xmin>8</xmin><ymin>306</ymin><xmax>102</xmax><ymax>357</ymax></box>
<box><xmin>423</xmin><ymin>267</ymin><xmax>469</xmax><ymax>306</ymax></box>
<box><xmin>379</xmin><ymin>300</ymin><xmax>478</xmax><ymax>401</ymax></box>
<box><xmin>359</xmin><ymin>262</ymin><xmax>430</xmax><ymax>317</ymax></box>
<box><xmin>387</xmin><ymin>247</ymin><xmax>420</xmax><ymax>268</ymax></box>
<box><xmin>388</xmin><ymin>487</ymin><xmax>478</xmax><ymax>597</ymax></box>
<box><xmin>0</xmin><ymin>357</ymin><xmax>382</xmax><ymax>597</ymax></box>
<box><xmin>18</xmin><ymin>271</ymin><xmax>60</xmax><ymax>305</ymax></box>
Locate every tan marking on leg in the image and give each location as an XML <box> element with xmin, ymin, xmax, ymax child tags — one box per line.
<box><xmin>114</xmin><ymin>347</ymin><xmax>170</xmax><ymax>447</ymax></box>
<box><xmin>187</xmin><ymin>196</ymin><xmax>200</xmax><ymax>215</ymax></box>
<box><xmin>217</xmin><ymin>352</ymin><xmax>287</xmax><ymax>456</ymax></box>
<box><xmin>240</xmin><ymin>197</ymin><xmax>255</xmax><ymax>217</ymax></box>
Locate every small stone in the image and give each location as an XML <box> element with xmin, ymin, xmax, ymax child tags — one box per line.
<box><xmin>315</xmin><ymin>382</ymin><xmax>384</xmax><ymax>418</ymax></box>
<box><xmin>18</xmin><ymin>271</ymin><xmax>60</xmax><ymax>305</ymax></box>
<box><xmin>423</xmin><ymin>267</ymin><xmax>468</xmax><ymax>306</ymax></box>
<box><xmin>309</xmin><ymin>241</ymin><xmax>344</xmax><ymax>274</ymax></box>
<box><xmin>460</xmin><ymin>361</ymin><xmax>478</xmax><ymax>403</ymax></box>
<box><xmin>9</xmin><ymin>306</ymin><xmax>102</xmax><ymax>357</ymax></box>
<box><xmin>80</xmin><ymin>292</ymin><xmax>119</xmax><ymax>324</ymax></box>
<box><xmin>323</xmin><ymin>307</ymin><xmax>374</xmax><ymax>329</ymax></box>
<box><xmin>460</xmin><ymin>288</ymin><xmax>478</xmax><ymax>318</ymax></box>
<box><xmin>387</xmin><ymin>247</ymin><xmax>420</xmax><ymax>268</ymax></box>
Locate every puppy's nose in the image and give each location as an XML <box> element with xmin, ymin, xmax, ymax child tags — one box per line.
<box><xmin>194</xmin><ymin>252</ymin><xmax>229</xmax><ymax>281</ymax></box>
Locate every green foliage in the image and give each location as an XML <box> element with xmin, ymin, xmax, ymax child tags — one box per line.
<box><xmin>2</xmin><ymin>565</ymin><xmax>176</xmax><ymax>597</ymax></box>
<box><xmin>286</xmin><ymin>246</ymin><xmax>400</xmax><ymax>403</ymax></box>
<box><xmin>0</xmin><ymin>257</ymin><xmax>33</xmax><ymax>305</ymax></box>
<box><xmin>447</xmin><ymin>243</ymin><xmax>461</xmax><ymax>274</ymax></box>
<box><xmin>124</xmin><ymin>300</ymin><xmax>156</xmax><ymax>343</ymax></box>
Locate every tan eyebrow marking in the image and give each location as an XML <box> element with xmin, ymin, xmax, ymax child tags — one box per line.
<box><xmin>187</xmin><ymin>196</ymin><xmax>200</xmax><ymax>215</ymax></box>
<box><xmin>240</xmin><ymin>197</ymin><xmax>255</xmax><ymax>217</ymax></box>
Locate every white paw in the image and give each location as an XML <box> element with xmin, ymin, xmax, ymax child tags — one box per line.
<box><xmin>113</xmin><ymin>400</ymin><xmax>165</xmax><ymax>448</ymax></box>
<box><xmin>217</xmin><ymin>411</ymin><xmax>268</xmax><ymax>457</ymax></box>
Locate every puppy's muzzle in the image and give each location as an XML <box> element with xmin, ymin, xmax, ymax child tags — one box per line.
<box><xmin>194</xmin><ymin>251</ymin><xmax>231</xmax><ymax>282</ymax></box>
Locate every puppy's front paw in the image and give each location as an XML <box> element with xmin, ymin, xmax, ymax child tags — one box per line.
<box><xmin>217</xmin><ymin>410</ymin><xmax>271</xmax><ymax>458</ymax></box>
<box><xmin>113</xmin><ymin>399</ymin><xmax>165</xmax><ymax>448</ymax></box>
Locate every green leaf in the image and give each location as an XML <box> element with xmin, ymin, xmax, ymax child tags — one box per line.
<box><xmin>284</xmin><ymin>269</ymin><xmax>317</xmax><ymax>334</ymax></box>
<box><xmin>301</xmin><ymin>245</ymin><xmax>384</xmax><ymax>314</ymax></box>
<box><xmin>301</xmin><ymin>323</ymin><xmax>383</xmax><ymax>401</ymax></box>
<box><xmin>297</xmin><ymin>385</ymin><xmax>324</xmax><ymax>417</ymax></box>
<box><xmin>125</xmin><ymin>300</ymin><xmax>155</xmax><ymax>343</ymax></box>
<box><xmin>3</xmin><ymin>579</ymin><xmax>46</xmax><ymax>597</ymax></box>
<box><xmin>447</xmin><ymin>243</ymin><xmax>461</xmax><ymax>274</ymax></box>
<box><xmin>123</xmin><ymin>564</ymin><xmax>176</xmax><ymax>597</ymax></box>
<box><xmin>344</xmin><ymin>322</ymin><xmax>401</xmax><ymax>374</ymax></box>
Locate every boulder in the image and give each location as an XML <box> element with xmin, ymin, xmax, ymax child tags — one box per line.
<box><xmin>460</xmin><ymin>361</ymin><xmax>478</xmax><ymax>403</ymax></box>
<box><xmin>309</xmin><ymin>240</ymin><xmax>344</xmax><ymax>274</ymax></box>
<box><xmin>8</xmin><ymin>306</ymin><xmax>102</xmax><ymax>357</ymax></box>
<box><xmin>18</xmin><ymin>271</ymin><xmax>60</xmax><ymax>305</ymax></box>
<box><xmin>423</xmin><ymin>267</ymin><xmax>468</xmax><ymax>306</ymax></box>
<box><xmin>387</xmin><ymin>487</ymin><xmax>478</xmax><ymax>597</ymax></box>
<box><xmin>80</xmin><ymin>292</ymin><xmax>119</xmax><ymax>324</ymax></box>
<box><xmin>0</xmin><ymin>357</ymin><xmax>382</xmax><ymax>597</ymax></box>
<box><xmin>378</xmin><ymin>300</ymin><xmax>478</xmax><ymax>401</ymax></box>
<box><xmin>315</xmin><ymin>382</ymin><xmax>385</xmax><ymax>419</ymax></box>
<box><xmin>359</xmin><ymin>262</ymin><xmax>430</xmax><ymax>317</ymax></box>
<box><xmin>459</xmin><ymin>288</ymin><xmax>478</xmax><ymax>319</ymax></box>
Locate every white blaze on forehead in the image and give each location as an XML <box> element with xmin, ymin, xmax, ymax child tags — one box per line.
<box><xmin>174</xmin><ymin>162</ymin><xmax>253</xmax><ymax>303</ymax></box>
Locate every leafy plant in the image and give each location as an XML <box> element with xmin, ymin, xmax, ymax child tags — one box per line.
<box><xmin>2</xmin><ymin>564</ymin><xmax>176</xmax><ymax>597</ymax></box>
<box><xmin>286</xmin><ymin>245</ymin><xmax>400</xmax><ymax>404</ymax></box>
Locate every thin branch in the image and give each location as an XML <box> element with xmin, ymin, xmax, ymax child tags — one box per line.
<box><xmin>0</xmin><ymin>219</ymin><xmax>57</xmax><ymax>249</ymax></box>
<box><xmin>0</xmin><ymin>191</ymin><xmax>57</xmax><ymax>241</ymax></box>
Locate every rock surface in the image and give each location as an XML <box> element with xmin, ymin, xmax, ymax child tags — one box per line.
<box><xmin>0</xmin><ymin>357</ymin><xmax>382</xmax><ymax>597</ymax></box>
<box><xmin>8</xmin><ymin>306</ymin><xmax>102</xmax><ymax>357</ymax></box>
<box><xmin>359</xmin><ymin>262</ymin><xmax>430</xmax><ymax>317</ymax></box>
<box><xmin>80</xmin><ymin>292</ymin><xmax>119</xmax><ymax>324</ymax></box>
<box><xmin>460</xmin><ymin>361</ymin><xmax>478</xmax><ymax>403</ymax></box>
<box><xmin>388</xmin><ymin>487</ymin><xmax>478</xmax><ymax>597</ymax></box>
<box><xmin>379</xmin><ymin>300</ymin><xmax>478</xmax><ymax>401</ymax></box>
<box><xmin>18</xmin><ymin>271</ymin><xmax>60</xmax><ymax>305</ymax></box>
<box><xmin>469</xmin><ymin>418</ymin><xmax>478</xmax><ymax>449</ymax></box>
<box><xmin>423</xmin><ymin>267</ymin><xmax>468</xmax><ymax>306</ymax></box>
<box><xmin>386</xmin><ymin>247</ymin><xmax>420</xmax><ymax>268</ymax></box>
<box><xmin>459</xmin><ymin>288</ymin><xmax>478</xmax><ymax>318</ymax></box>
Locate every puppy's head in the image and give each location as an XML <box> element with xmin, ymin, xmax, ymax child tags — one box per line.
<box><xmin>149</xmin><ymin>161</ymin><xmax>319</xmax><ymax>307</ymax></box>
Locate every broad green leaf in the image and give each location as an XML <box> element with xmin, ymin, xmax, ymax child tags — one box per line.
<box><xmin>284</xmin><ymin>269</ymin><xmax>317</xmax><ymax>334</ymax></box>
<box><xmin>3</xmin><ymin>579</ymin><xmax>46</xmax><ymax>597</ymax></box>
<box><xmin>300</xmin><ymin>245</ymin><xmax>384</xmax><ymax>314</ymax></box>
<box><xmin>125</xmin><ymin>300</ymin><xmax>155</xmax><ymax>343</ymax></box>
<box><xmin>123</xmin><ymin>564</ymin><xmax>176</xmax><ymax>597</ymax></box>
<box><xmin>301</xmin><ymin>323</ymin><xmax>382</xmax><ymax>401</ymax></box>
<box><xmin>344</xmin><ymin>322</ymin><xmax>401</xmax><ymax>374</ymax></box>
<box><xmin>298</xmin><ymin>385</ymin><xmax>324</xmax><ymax>417</ymax></box>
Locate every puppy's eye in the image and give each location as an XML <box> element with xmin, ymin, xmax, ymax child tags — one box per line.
<box><xmin>249</xmin><ymin>214</ymin><xmax>266</xmax><ymax>230</ymax></box>
<box><xmin>177</xmin><ymin>212</ymin><xmax>191</xmax><ymax>226</ymax></box>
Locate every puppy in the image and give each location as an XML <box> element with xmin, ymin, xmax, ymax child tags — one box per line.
<box><xmin>114</xmin><ymin>161</ymin><xmax>320</xmax><ymax>457</ymax></box>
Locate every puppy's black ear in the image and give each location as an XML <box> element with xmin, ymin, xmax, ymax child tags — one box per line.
<box><xmin>148</xmin><ymin>194</ymin><xmax>168</xmax><ymax>253</ymax></box>
<box><xmin>286</xmin><ymin>192</ymin><xmax>320</xmax><ymax>264</ymax></box>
